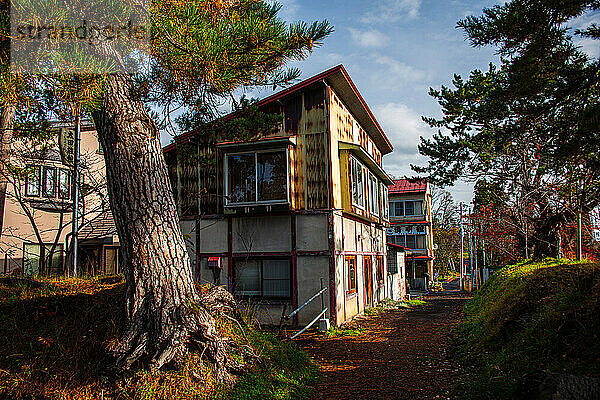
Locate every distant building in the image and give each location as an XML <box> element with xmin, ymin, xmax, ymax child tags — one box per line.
<box><xmin>387</xmin><ymin>179</ymin><xmax>434</xmax><ymax>291</ymax></box>
<box><xmin>0</xmin><ymin>122</ymin><xmax>119</xmax><ymax>276</ymax></box>
<box><xmin>592</xmin><ymin>207</ymin><xmax>600</xmax><ymax>242</ymax></box>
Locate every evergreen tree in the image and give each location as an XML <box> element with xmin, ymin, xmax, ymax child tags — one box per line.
<box><xmin>414</xmin><ymin>0</ymin><xmax>600</xmax><ymax>259</ymax></box>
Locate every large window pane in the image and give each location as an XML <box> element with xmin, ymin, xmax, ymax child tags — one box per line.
<box><xmin>23</xmin><ymin>243</ymin><xmax>41</xmax><ymax>275</ymax></box>
<box><xmin>405</xmin><ymin>201</ymin><xmax>414</xmax><ymax>215</ymax></box>
<box><xmin>394</xmin><ymin>202</ymin><xmax>404</xmax><ymax>216</ymax></box>
<box><xmin>42</xmin><ymin>167</ymin><xmax>56</xmax><ymax>198</ymax></box>
<box><xmin>25</xmin><ymin>166</ymin><xmax>41</xmax><ymax>197</ymax></box>
<box><xmin>257</xmin><ymin>151</ymin><xmax>287</xmax><ymax>201</ymax></box>
<box><xmin>351</xmin><ymin>157</ymin><xmax>364</xmax><ymax>208</ymax></box>
<box><xmin>234</xmin><ymin>259</ymin><xmax>261</xmax><ymax>296</ymax></box>
<box><xmin>227</xmin><ymin>154</ymin><xmax>256</xmax><ymax>203</ymax></box>
<box><xmin>262</xmin><ymin>259</ymin><xmax>290</xmax><ymax>297</ymax></box>
<box><xmin>416</xmin><ymin>235</ymin><xmax>426</xmax><ymax>249</ymax></box>
<box><xmin>406</xmin><ymin>235</ymin><xmax>416</xmax><ymax>249</ymax></box>
<box><xmin>58</xmin><ymin>169</ymin><xmax>71</xmax><ymax>200</ymax></box>
<box><xmin>414</xmin><ymin>201</ymin><xmax>423</xmax><ymax>215</ymax></box>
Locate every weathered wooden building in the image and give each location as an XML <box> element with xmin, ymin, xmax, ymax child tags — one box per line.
<box><xmin>164</xmin><ymin>65</ymin><xmax>402</xmax><ymax>325</ymax></box>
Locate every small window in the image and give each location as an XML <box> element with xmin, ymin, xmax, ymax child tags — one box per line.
<box><xmin>416</xmin><ymin>235</ymin><xmax>427</xmax><ymax>250</ymax></box>
<box><xmin>345</xmin><ymin>256</ymin><xmax>357</xmax><ymax>294</ymax></box>
<box><xmin>350</xmin><ymin>156</ymin><xmax>364</xmax><ymax>209</ymax></box>
<box><xmin>233</xmin><ymin>258</ymin><xmax>291</xmax><ymax>299</ymax></box>
<box><xmin>394</xmin><ymin>202</ymin><xmax>404</xmax><ymax>217</ymax></box>
<box><xmin>387</xmin><ymin>251</ymin><xmax>398</xmax><ymax>274</ymax></box>
<box><xmin>42</xmin><ymin>167</ymin><xmax>57</xmax><ymax>198</ymax></box>
<box><xmin>382</xmin><ymin>185</ymin><xmax>389</xmax><ymax>220</ymax></box>
<box><xmin>376</xmin><ymin>255</ymin><xmax>384</xmax><ymax>284</ymax></box>
<box><xmin>404</xmin><ymin>201</ymin><xmax>414</xmax><ymax>216</ymax></box>
<box><xmin>406</xmin><ymin>235</ymin><xmax>416</xmax><ymax>249</ymax></box>
<box><xmin>58</xmin><ymin>169</ymin><xmax>71</xmax><ymax>200</ymax></box>
<box><xmin>25</xmin><ymin>166</ymin><xmax>41</xmax><ymax>197</ymax></box>
<box><xmin>368</xmin><ymin>173</ymin><xmax>379</xmax><ymax>216</ymax></box>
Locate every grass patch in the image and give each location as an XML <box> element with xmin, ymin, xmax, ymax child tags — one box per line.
<box><xmin>0</xmin><ymin>275</ymin><xmax>319</xmax><ymax>400</ymax></box>
<box><xmin>325</xmin><ymin>326</ymin><xmax>365</xmax><ymax>338</ymax></box>
<box><xmin>454</xmin><ymin>259</ymin><xmax>600</xmax><ymax>399</ymax></box>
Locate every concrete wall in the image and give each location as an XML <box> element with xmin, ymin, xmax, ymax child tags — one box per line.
<box><xmin>180</xmin><ymin>211</ymin><xmax>395</xmax><ymax>327</ymax></box>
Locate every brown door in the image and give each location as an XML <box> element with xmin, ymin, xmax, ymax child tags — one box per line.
<box><xmin>364</xmin><ymin>256</ymin><xmax>373</xmax><ymax>307</ymax></box>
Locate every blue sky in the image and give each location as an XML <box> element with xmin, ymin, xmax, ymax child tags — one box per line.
<box><xmin>257</xmin><ymin>0</ymin><xmax>506</xmax><ymax>203</ymax></box>
<box><xmin>161</xmin><ymin>0</ymin><xmax>599</xmax><ymax>204</ymax></box>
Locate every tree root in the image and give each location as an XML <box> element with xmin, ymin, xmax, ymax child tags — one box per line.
<box><xmin>108</xmin><ymin>285</ymin><xmax>260</xmax><ymax>386</ymax></box>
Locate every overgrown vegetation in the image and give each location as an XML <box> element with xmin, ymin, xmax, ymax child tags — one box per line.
<box><xmin>0</xmin><ymin>276</ymin><xmax>319</xmax><ymax>399</ymax></box>
<box><xmin>454</xmin><ymin>259</ymin><xmax>600</xmax><ymax>399</ymax></box>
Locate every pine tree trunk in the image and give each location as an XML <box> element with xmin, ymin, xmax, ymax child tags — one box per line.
<box><xmin>91</xmin><ymin>74</ymin><xmax>243</xmax><ymax>380</ymax></box>
<box><xmin>0</xmin><ymin>103</ymin><xmax>16</xmax><ymax>238</ymax></box>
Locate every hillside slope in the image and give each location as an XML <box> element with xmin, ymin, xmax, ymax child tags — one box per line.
<box><xmin>455</xmin><ymin>259</ymin><xmax>600</xmax><ymax>399</ymax></box>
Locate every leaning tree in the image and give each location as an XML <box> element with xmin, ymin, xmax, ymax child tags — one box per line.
<box><xmin>10</xmin><ymin>0</ymin><xmax>331</xmax><ymax>380</ymax></box>
<box><xmin>414</xmin><ymin>0</ymin><xmax>600</xmax><ymax>259</ymax></box>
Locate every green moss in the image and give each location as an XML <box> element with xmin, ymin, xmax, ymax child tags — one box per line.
<box><xmin>325</xmin><ymin>326</ymin><xmax>365</xmax><ymax>337</ymax></box>
<box><xmin>454</xmin><ymin>259</ymin><xmax>600</xmax><ymax>399</ymax></box>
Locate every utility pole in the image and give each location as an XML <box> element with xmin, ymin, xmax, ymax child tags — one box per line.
<box><xmin>71</xmin><ymin>110</ymin><xmax>81</xmax><ymax>277</ymax></box>
<box><xmin>459</xmin><ymin>203</ymin><xmax>464</xmax><ymax>291</ymax></box>
<box><xmin>576</xmin><ymin>212</ymin><xmax>582</xmax><ymax>261</ymax></box>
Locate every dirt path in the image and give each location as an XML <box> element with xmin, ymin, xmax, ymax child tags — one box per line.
<box><xmin>298</xmin><ymin>291</ymin><xmax>471</xmax><ymax>400</ymax></box>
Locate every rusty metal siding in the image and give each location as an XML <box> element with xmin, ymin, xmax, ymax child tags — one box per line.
<box><xmin>284</xmin><ymin>95</ymin><xmax>303</xmax><ymax>135</ymax></box>
<box><xmin>328</xmin><ymin>90</ymin><xmax>383</xmax><ymax>167</ymax></box>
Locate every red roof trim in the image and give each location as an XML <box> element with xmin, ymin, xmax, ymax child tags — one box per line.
<box><xmin>338</xmin><ymin>66</ymin><xmax>392</xmax><ymax>151</ymax></box>
<box><xmin>387</xmin><ymin>243</ymin><xmax>410</xmax><ymax>251</ymax></box>
<box><xmin>390</xmin><ymin>221</ymin><xmax>430</xmax><ymax>225</ymax></box>
<box><xmin>164</xmin><ymin>64</ymin><xmax>392</xmax><ymax>153</ymax></box>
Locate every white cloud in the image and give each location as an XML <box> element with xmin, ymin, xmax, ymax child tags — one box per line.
<box><xmin>360</xmin><ymin>0</ymin><xmax>422</xmax><ymax>24</ymax></box>
<box><xmin>273</xmin><ymin>0</ymin><xmax>299</xmax><ymax>21</ymax></box>
<box><xmin>373</xmin><ymin>54</ymin><xmax>429</xmax><ymax>83</ymax></box>
<box><xmin>577</xmin><ymin>38</ymin><xmax>600</xmax><ymax>59</ymax></box>
<box><xmin>375</xmin><ymin>102</ymin><xmax>431</xmax><ymax>178</ymax></box>
<box><xmin>349</xmin><ymin>28</ymin><xmax>389</xmax><ymax>48</ymax></box>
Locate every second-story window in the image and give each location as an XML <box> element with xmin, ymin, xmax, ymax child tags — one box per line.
<box><xmin>58</xmin><ymin>169</ymin><xmax>71</xmax><ymax>200</ymax></box>
<box><xmin>350</xmin><ymin>156</ymin><xmax>365</xmax><ymax>209</ymax></box>
<box><xmin>42</xmin><ymin>167</ymin><xmax>57</xmax><ymax>198</ymax></box>
<box><xmin>25</xmin><ymin>165</ymin><xmax>72</xmax><ymax>201</ymax></box>
<box><xmin>382</xmin><ymin>185</ymin><xmax>389</xmax><ymax>220</ymax></box>
<box><xmin>226</xmin><ymin>150</ymin><xmax>288</xmax><ymax>205</ymax></box>
<box><xmin>368</xmin><ymin>172</ymin><xmax>379</xmax><ymax>216</ymax></box>
<box><xmin>25</xmin><ymin>166</ymin><xmax>41</xmax><ymax>197</ymax></box>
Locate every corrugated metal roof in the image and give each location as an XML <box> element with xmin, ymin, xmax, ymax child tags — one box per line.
<box><xmin>388</xmin><ymin>178</ymin><xmax>427</xmax><ymax>194</ymax></box>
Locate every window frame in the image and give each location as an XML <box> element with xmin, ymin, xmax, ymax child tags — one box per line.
<box><xmin>350</xmin><ymin>156</ymin><xmax>365</xmax><ymax>210</ymax></box>
<box><xmin>224</xmin><ymin>148</ymin><xmax>290</xmax><ymax>207</ymax></box>
<box><xmin>232</xmin><ymin>257</ymin><xmax>292</xmax><ymax>300</ymax></box>
<box><xmin>58</xmin><ymin>169</ymin><xmax>71</xmax><ymax>200</ymax></box>
<box><xmin>376</xmin><ymin>255</ymin><xmax>384</xmax><ymax>285</ymax></box>
<box><xmin>368</xmin><ymin>172</ymin><xmax>379</xmax><ymax>217</ymax></box>
<box><xmin>381</xmin><ymin>184</ymin><xmax>389</xmax><ymax>221</ymax></box>
<box><xmin>345</xmin><ymin>255</ymin><xmax>357</xmax><ymax>294</ymax></box>
<box><xmin>42</xmin><ymin>166</ymin><xmax>57</xmax><ymax>198</ymax></box>
<box><xmin>25</xmin><ymin>165</ymin><xmax>41</xmax><ymax>197</ymax></box>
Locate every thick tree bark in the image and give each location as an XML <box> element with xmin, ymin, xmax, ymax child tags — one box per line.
<box><xmin>91</xmin><ymin>74</ymin><xmax>244</xmax><ymax>381</ymax></box>
<box><xmin>0</xmin><ymin>103</ymin><xmax>16</xmax><ymax>238</ymax></box>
